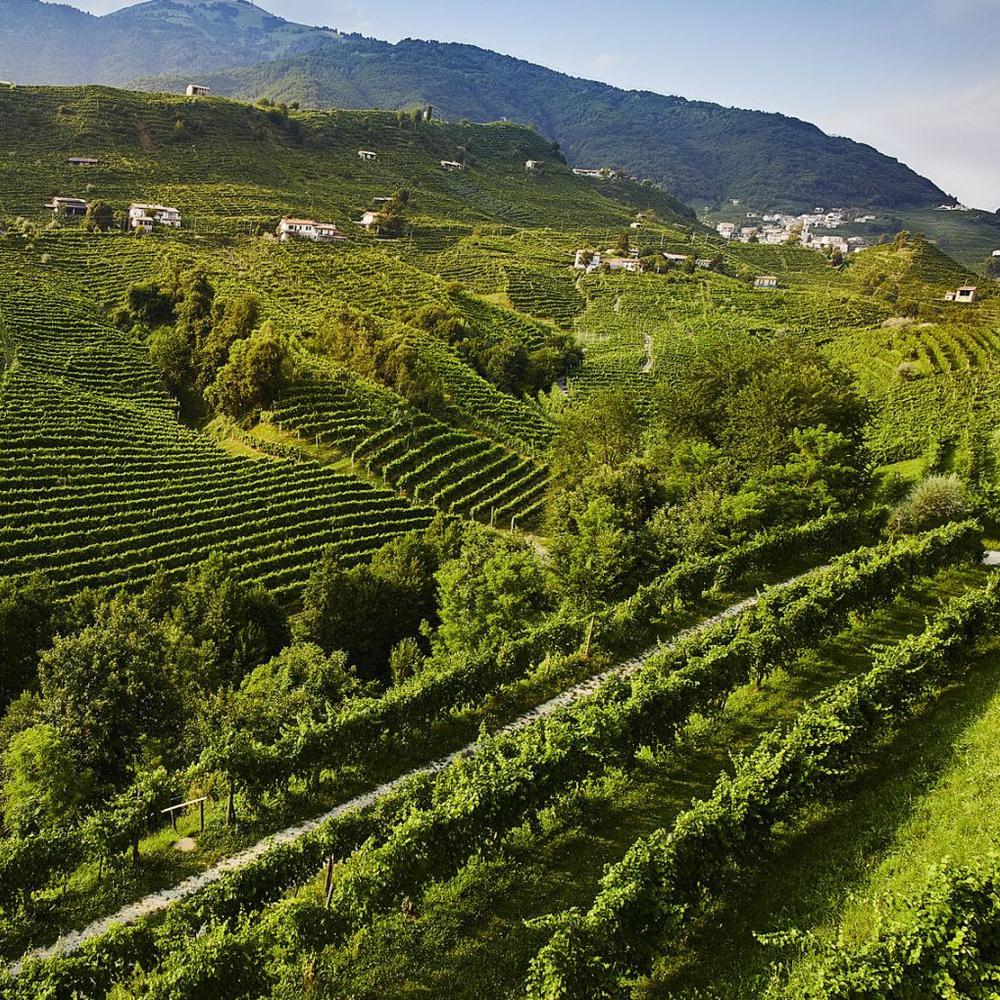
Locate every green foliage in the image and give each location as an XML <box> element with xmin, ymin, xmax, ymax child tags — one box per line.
<box><xmin>0</xmin><ymin>573</ymin><xmax>57</xmax><ymax>709</ymax></box>
<box><xmin>889</xmin><ymin>473</ymin><xmax>974</xmax><ymax>535</ymax></box>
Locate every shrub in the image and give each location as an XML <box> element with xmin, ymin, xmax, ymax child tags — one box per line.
<box><xmin>889</xmin><ymin>474</ymin><xmax>972</xmax><ymax>534</ymax></box>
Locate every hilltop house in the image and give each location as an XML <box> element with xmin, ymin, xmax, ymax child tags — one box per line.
<box><xmin>129</xmin><ymin>204</ymin><xmax>181</xmax><ymax>231</ymax></box>
<box><xmin>67</xmin><ymin>157</ymin><xmax>100</xmax><ymax>166</ymax></box>
<box><xmin>572</xmin><ymin>167</ymin><xmax>615</xmax><ymax>180</ymax></box>
<box><xmin>45</xmin><ymin>197</ymin><xmax>88</xmax><ymax>216</ymax></box>
<box><xmin>754</xmin><ymin>275</ymin><xmax>779</xmax><ymax>289</ymax></box>
<box><xmin>276</xmin><ymin>218</ymin><xmax>346</xmax><ymax>242</ymax></box>
<box><xmin>186</xmin><ymin>84</ymin><xmax>210</xmax><ymax>97</ymax></box>
<box><xmin>525</xmin><ymin>159</ymin><xmax>543</xmax><ymax>171</ymax></box>
<box><xmin>440</xmin><ymin>160</ymin><xmax>464</xmax><ymax>172</ymax></box>
<box><xmin>946</xmin><ymin>285</ymin><xmax>978</xmax><ymax>304</ymax></box>
<box><xmin>358</xmin><ymin>150</ymin><xmax>378</xmax><ymax>162</ymax></box>
<box><xmin>356</xmin><ymin>211</ymin><xmax>382</xmax><ymax>232</ymax></box>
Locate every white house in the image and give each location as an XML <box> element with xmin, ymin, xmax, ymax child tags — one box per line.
<box><xmin>606</xmin><ymin>257</ymin><xmax>641</xmax><ymax>273</ymax></box>
<box><xmin>716</xmin><ymin>222</ymin><xmax>737</xmax><ymax>239</ymax></box>
<box><xmin>46</xmin><ymin>197</ymin><xmax>88</xmax><ymax>216</ymax></box>
<box><xmin>572</xmin><ymin>167</ymin><xmax>615</xmax><ymax>180</ymax></box>
<box><xmin>129</xmin><ymin>204</ymin><xmax>181</xmax><ymax>230</ymax></box>
<box><xmin>662</xmin><ymin>253</ymin><xmax>690</xmax><ymax>263</ymax></box>
<box><xmin>186</xmin><ymin>84</ymin><xmax>211</xmax><ymax>97</ymax></box>
<box><xmin>276</xmin><ymin>217</ymin><xmax>346</xmax><ymax>242</ymax></box>
<box><xmin>358</xmin><ymin>150</ymin><xmax>378</xmax><ymax>162</ymax></box>
<box><xmin>573</xmin><ymin>250</ymin><xmax>601</xmax><ymax>272</ymax></box>
<box><xmin>440</xmin><ymin>160</ymin><xmax>464</xmax><ymax>172</ymax></box>
<box><xmin>953</xmin><ymin>286</ymin><xmax>978</xmax><ymax>304</ymax></box>
<box><xmin>754</xmin><ymin>275</ymin><xmax>779</xmax><ymax>289</ymax></box>
<box><xmin>67</xmin><ymin>157</ymin><xmax>99</xmax><ymax>166</ymax></box>
<box><xmin>992</xmin><ymin>250</ymin><xmax>1000</xmax><ymax>258</ymax></box>
<box><xmin>356</xmin><ymin>211</ymin><xmax>382</xmax><ymax>232</ymax></box>
<box><xmin>525</xmin><ymin>159</ymin><xmax>543</xmax><ymax>171</ymax></box>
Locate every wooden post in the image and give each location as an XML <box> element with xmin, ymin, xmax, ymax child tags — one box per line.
<box><xmin>324</xmin><ymin>855</ymin><xmax>334</xmax><ymax>901</ymax></box>
<box><xmin>583</xmin><ymin>613</ymin><xmax>596</xmax><ymax>658</ymax></box>
<box><xmin>227</xmin><ymin>782</ymin><xmax>236</xmax><ymax>825</ymax></box>
<box><xmin>199</xmin><ymin>798</ymin><xmax>205</xmax><ymax>832</ymax></box>
<box><xmin>325</xmin><ymin>858</ymin><xmax>336</xmax><ymax>909</ymax></box>
<box><xmin>170</xmin><ymin>809</ymin><xmax>177</xmax><ymax>832</ymax></box>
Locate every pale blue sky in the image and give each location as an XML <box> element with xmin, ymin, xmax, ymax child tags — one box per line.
<box><xmin>75</xmin><ymin>0</ymin><xmax>1000</xmax><ymax>209</ymax></box>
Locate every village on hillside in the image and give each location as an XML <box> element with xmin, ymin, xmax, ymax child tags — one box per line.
<box><xmin>715</xmin><ymin>206</ymin><xmax>874</xmax><ymax>255</ymax></box>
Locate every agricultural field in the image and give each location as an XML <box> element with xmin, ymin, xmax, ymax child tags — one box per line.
<box><xmin>1</xmin><ymin>84</ymin><xmax>1000</xmax><ymax>1000</ymax></box>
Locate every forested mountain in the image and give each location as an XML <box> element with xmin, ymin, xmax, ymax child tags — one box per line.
<box><xmin>2</xmin><ymin>0</ymin><xmax>952</xmax><ymax>211</ymax></box>
<box><xmin>1</xmin><ymin>0</ymin><xmax>333</xmax><ymax>87</ymax></box>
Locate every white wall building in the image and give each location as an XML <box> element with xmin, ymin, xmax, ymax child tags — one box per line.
<box><xmin>129</xmin><ymin>204</ymin><xmax>181</xmax><ymax>230</ymax></box>
<box><xmin>276</xmin><ymin>218</ymin><xmax>346</xmax><ymax>242</ymax></box>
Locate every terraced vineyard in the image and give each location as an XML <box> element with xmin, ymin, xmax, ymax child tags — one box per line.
<box><xmin>271</xmin><ymin>377</ymin><xmax>550</xmax><ymax>525</ymax></box>
<box><xmin>0</xmin><ymin>246</ymin><xmax>435</xmax><ymax>603</ymax></box>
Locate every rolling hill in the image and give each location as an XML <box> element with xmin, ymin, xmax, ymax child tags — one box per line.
<box><xmin>1</xmin><ymin>0</ymin><xmax>954</xmax><ymax>212</ymax></box>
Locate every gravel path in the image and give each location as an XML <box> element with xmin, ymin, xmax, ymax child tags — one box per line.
<box><xmin>19</xmin><ymin>554</ymin><xmax>996</xmax><ymax>971</ymax></box>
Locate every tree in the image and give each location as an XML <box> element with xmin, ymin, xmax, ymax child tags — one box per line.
<box><xmin>37</xmin><ymin>598</ymin><xmax>190</xmax><ymax>789</ymax></box>
<box><xmin>231</xmin><ymin>644</ymin><xmax>366</xmax><ymax>744</ymax></box>
<box><xmin>436</xmin><ymin>528</ymin><xmax>553</xmax><ymax>656</ymax></box>
<box><xmin>549</xmin><ymin>389</ymin><xmax>644</xmax><ymax>486</ymax></box>
<box><xmin>205</xmin><ymin>322</ymin><xmax>288</xmax><ymax>418</ymax></box>
<box><xmin>84</xmin><ymin>200</ymin><xmax>114</xmax><ymax>232</ymax></box>
<box><xmin>0</xmin><ymin>573</ymin><xmax>57</xmax><ymax>709</ymax></box>
<box><xmin>549</xmin><ymin>462</ymin><xmax>664</xmax><ymax>604</ymax></box>
<box><xmin>2</xmin><ymin>724</ymin><xmax>93</xmax><ymax>836</ymax></box>
<box><xmin>172</xmin><ymin>553</ymin><xmax>288</xmax><ymax>689</ymax></box>
<box><xmin>149</xmin><ymin>324</ymin><xmax>194</xmax><ymax>391</ymax></box>
<box><xmin>292</xmin><ymin>550</ymin><xmax>393</xmax><ymax>679</ymax></box>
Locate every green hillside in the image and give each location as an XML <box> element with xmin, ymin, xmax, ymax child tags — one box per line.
<box><xmin>1</xmin><ymin>0</ymin><xmax>952</xmax><ymax>212</ymax></box>
<box><xmin>2</xmin><ymin>85</ymin><xmax>1000</xmax><ymax>1000</ymax></box>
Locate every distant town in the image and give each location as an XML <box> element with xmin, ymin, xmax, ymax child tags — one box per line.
<box><xmin>714</xmin><ymin>206</ymin><xmax>874</xmax><ymax>255</ymax></box>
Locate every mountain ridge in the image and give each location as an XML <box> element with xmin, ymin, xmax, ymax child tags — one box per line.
<box><xmin>0</xmin><ymin>0</ymin><xmax>955</xmax><ymax>211</ymax></box>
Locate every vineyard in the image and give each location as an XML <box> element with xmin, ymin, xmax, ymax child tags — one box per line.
<box><xmin>1</xmin><ymin>82</ymin><xmax>1000</xmax><ymax>1000</ymax></box>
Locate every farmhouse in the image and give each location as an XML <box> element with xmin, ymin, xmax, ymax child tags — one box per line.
<box><xmin>277</xmin><ymin>218</ymin><xmax>347</xmax><ymax>242</ymax></box>
<box><xmin>606</xmin><ymin>257</ymin><xmax>641</xmax><ymax>273</ymax></box>
<box><xmin>129</xmin><ymin>204</ymin><xmax>181</xmax><ymax>229</ymax></box>
<box><xmin>440</xmin><ymin>160</ymin><xmax>464</xmax><ymax>172</ymax></box>
<box><xmin>573</xmin><ymin>250</ymin><xmax>600</xmax><ymax>272</ymax></box>
<box><xmin>45</xmin><ymin>197</ymin><xmax>88</xmax><ymax>216</ymax></box>
<box><xmin>716</xmin><ymin>222</ymin><xmax>737</xmax><ymax>239</ymax></box>
<box><xmin>662</xmin><ymin>253</ymin><xmax>690</xmax><ymax>263</ymax></box>
<box><xmin>754</xmin><ymin>275</ymin><xmax>779</xmax><ymax>289</ymax></box>
<box><xmin>67</xmin><ymin>157</ymin><xmax>100</xmax><ymax>166</ymax></box>
<box><xmin>186</xmin><ymin>84</ymin><xmax>211</xmax><ymax>96</ymax></box>
<box><xmin>525</xmin><ymin>159</ymin><xmax>543</xmax><ymax>171</ymax></box>
<box><xmin>358</xmin><ymin>150</ymin><xmax>378</xmax><ymax>161</ymax></box>
<box><xmin>950</xmin><ymin>285</ymin><xmax>978</xmax><ymax>304</ymax></box>
<box><xmin>572</xmin><ymin>167</ymin><xmax>616</xmax><ymax>180</ymax></box>
<box><xmin>356</xmin><ymin>211</ymin><xmax>382</xmax><ymax>231</ymax></box>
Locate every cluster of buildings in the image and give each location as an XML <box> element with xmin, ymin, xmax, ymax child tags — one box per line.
<box><xmin>572</xmin><ymin>250</ymin><xmax>641</xmax><ymax>273</ymax></box>
<box><xmin>45</xmin><ymin>196</ymin><xmax>182</xmax><ymax>233</ymax></box>
<box><xmin>716</xmin><ymin>207</ymin><xmax>873</xmax><ymax>255</ymax></box>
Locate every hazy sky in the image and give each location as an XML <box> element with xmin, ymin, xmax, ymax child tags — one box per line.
<box><xmin>75</xmin><ymin>0</ymin><xmax>1000</xmax><ymax>210</ymax></box>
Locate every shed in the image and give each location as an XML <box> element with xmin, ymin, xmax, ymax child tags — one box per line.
<box><xmin>358</xmin><ymin>150</ymin><xmax>378</xmax><ymax>161</ymax></box>
<box><xmin>186</xmin><ymin>84</ymin><xmax>211</xmax><ymax>97</ymax></box>
<box><xmin>754</xmin><ymin>275</ymin><xmax>778</xmax><ymax>289</ymax></box>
